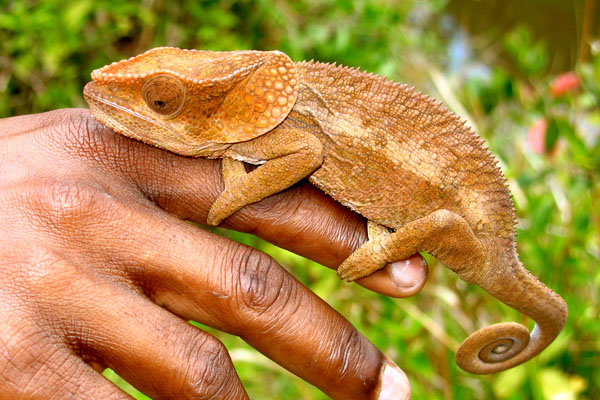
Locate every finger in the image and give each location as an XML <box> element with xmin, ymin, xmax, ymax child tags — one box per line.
<box><xmin>358</xmin><ymin>254</ymin><xmax>428</xmax><ymax>297</ymax></box>
<box><xmin>0</xmin><ymin>286</ymin><xmax>131</xmax><ymax>399</ymax></box>
<box><xmin>73</xmin><ymin>109</ymin><xmax>427</xmax><ymax>297</ymax></box>
<box><xmin>0</xmin><ymin>238</ymin><xmax>248</xmax><ymax>400</ymax></box>
<box><xmin>86</xmin><ymin>208</ymin><xmax>411</xmax><ymax>400</ymax></box>
<box><xmin>41</xmin><ymin>265</ymin><xmax>249</xmax><ymax>400</ymax></box>
<box><xmin>90</xmin><ymin>293</ymin><xmax>248</xmax><ymax>400</ymax></box>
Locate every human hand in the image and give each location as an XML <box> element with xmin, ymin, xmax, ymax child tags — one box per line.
<box><xmin>0</xmin><ymin>109</ymin><xmax>427</xmax><ymax>399</ymax></box>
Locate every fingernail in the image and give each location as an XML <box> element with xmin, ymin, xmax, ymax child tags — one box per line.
<box><xmin>377</xmin><ymin>356</ymin><xmax>410</xmax><ymax>400</ymax></box>
<box><xmin>387</xmin><ymin>256</ymin><xmax>427</xmax><ymax>290</ymax></box>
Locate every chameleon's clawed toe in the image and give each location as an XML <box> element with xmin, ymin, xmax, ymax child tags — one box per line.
<box><xmin>337</xmin><ymin>258</ymin><xmax>359</xmax><ymax>281</ymax></box>
<box><xmin>337</xmin><ymin>264</ymin><xmax>361</xmax><ymax>282</ymax></box>
<box><xmin>337</xmin><ymin>251</ymin><xmax>386</xmax><ymax>282</ymax></box>
<box><xmin>206</xmin><ymin>196</ymin><xmax>235</xmax><ymax>226</ymax></box>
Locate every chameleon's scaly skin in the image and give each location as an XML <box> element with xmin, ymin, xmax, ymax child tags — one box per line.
<box><xmin>84</xmin><ymin>47</ymin><xmax>567</xmax><ymax>374</ymax></box>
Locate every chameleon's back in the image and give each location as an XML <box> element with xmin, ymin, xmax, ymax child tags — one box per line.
<box><xmin>292</xmin><ymin>61</ymin><xmax>515</xmax><ymax>240</ymax></box>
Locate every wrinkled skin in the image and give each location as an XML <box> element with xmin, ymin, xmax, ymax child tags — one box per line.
<box><xmin>0</xmin><ymin>109</ymin><xmax>427</xmax><ymax>399</ymax></box>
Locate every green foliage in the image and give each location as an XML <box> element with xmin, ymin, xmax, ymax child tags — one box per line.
<box><xmin>504</xmin><ymin>26</ymin><xmax>549</xmax><ymax>75</ymax></box>
<box><xmin>1</xmin><ymin>1</ymin><xmax>598</xmax><ymax>399</ymax></box>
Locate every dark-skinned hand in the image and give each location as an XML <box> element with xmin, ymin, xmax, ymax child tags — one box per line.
<box><xmin>0</xmin><ymin>109</ymin><xmax>428</xmax><ymax>399</ymax></box>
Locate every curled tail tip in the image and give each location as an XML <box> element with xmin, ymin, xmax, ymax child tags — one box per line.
<box><xmin>455</xmin><ymin>245</ymin><xmax>568</xmax><ymax>374</ymax></box>
<box><xmin>456</xmin><ymin>294</ymin><xmax>568</xmax><ymax>374</ymax></box>
<box><xmin>456</xmin><ymin>322</ymin><xmax>542</xmax><ymax>374</ymax></box>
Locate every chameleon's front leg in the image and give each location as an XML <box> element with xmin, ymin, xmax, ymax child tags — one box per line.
<box><xmin>207</xmin><ymin>120</ymin><xmax>323</xmax><ymax>225</ymax></box>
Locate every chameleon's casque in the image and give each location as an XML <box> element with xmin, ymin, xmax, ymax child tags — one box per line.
<box><xmin>84</xmin><ymin>47</ymin><xmax>567</xmax><ymax>375</ymax></box>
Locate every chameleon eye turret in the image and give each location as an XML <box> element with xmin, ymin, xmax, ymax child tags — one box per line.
<box><xmin>142</xmin><ymin>75</ymin><xmax>186</xmax><ymax>117</ymax></box>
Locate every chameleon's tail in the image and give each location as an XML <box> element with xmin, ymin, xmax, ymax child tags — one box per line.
<box><xmin>455</xmin><ymin>243</ymin><xmax>568</xmax><ymax>374</ymax></box>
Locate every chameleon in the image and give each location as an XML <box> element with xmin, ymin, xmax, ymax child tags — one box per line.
<box><xmin>83</xmin><ymin>47</ymin><xmax>568</xmax><ymax>374</ymax></box>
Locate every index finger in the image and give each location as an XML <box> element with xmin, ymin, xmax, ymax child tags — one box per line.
<box><xmin>77</xmin><ymin>110</ymin><xmax>427</xmax><ymax>297</ymax></box>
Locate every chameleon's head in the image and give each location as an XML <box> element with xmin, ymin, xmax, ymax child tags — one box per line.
<box><xmin>84</xmin><ymin>47</ymin><xmax>298</xmax><ymax>156</ymax></box>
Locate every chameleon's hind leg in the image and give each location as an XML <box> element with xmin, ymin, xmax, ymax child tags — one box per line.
<box><xmin>337</xmin><ymin>209</ymin><xmax>486</xmax><ymax>282</ymax></box>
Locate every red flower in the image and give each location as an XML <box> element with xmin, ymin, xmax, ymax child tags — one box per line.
<box><xmin>527</xmin><ymin>118</ymin><xmax>548</xmax><ymax>154</ymax></box>
<box><xmin>550</xmin><ymin>72</ymin><xmax>579</xmax><ymax>97</ymax></box>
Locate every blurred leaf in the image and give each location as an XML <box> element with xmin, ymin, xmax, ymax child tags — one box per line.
<box><xmin>538</xmin><ymin>368</ymin><xmax>586</xmax><ymax>400</ymax></box>
<box><xmin>545</xmin><ymin>118</ymin><xmax>561</xmax><ymax>153</ymax></box>
<box><xmin>504</xmin><ymin>26</ymin><xmax>548</xmax><ymax>75</ymax></box>
<box><xmin>493</xmin><ymin>365</ymin><xmax>526</xmax><ymax>398</ymax></box>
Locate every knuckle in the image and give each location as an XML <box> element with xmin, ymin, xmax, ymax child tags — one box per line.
<box><xmin>45</xmin><ymin>108</ymin><xmax>154</xmax><ymax>176</ymax></box>
<box><xmin>0</xmin><ymin>246</ymin><xmax>68</xmax><ymax>298</ymax></box>
<box><xmin>35</xmin><ymin>180</ymin><xmax>100</xmax><ymax>217</ymax></box>
<box><xmin>327</xmin><ymin>328</ymin><xmax>365</xmax><ymax>384</ymax></box>
<box><xmin>0</xmin><ymin>316</ymin><xmax>97</xmax><ymax>399</ymax></box>
<box><xmin>0</xmin><ymin>248</ymin><xmax>86</xmax><ymax>349</ymax></box>
<box><xmin>229</xmin><ymin>246</ymin><xmax>291</xmax><ymax>318</ymax></box>
<box><xmin>181</xmin><ymin>333</ymin><xmax>235</xmax><ymax>399</ymax></box>
<box><xmin>23</xmin><ymin>179</ymin><xmax>117</xmax><ymax>233</ymax></box>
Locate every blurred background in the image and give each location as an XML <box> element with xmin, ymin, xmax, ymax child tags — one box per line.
<box><xmin>1</xmin><ymin>0</ymin><xmax>598</xmax><ymax>399</ymax></box>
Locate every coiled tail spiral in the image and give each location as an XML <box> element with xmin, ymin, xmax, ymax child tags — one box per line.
<box><xmin>455</xmin><ymin>245</ymin><xmax>568</xmax><ymax>374</ymax></box>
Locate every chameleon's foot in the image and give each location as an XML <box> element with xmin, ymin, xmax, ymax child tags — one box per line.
<box><xmin>206</xmin><ymin>206</ymin><xmax>225</xmax><ymax>226</ymax></box>
<box><xmin>337</xmin><ymin>220</ymin><xmax>392</xmax><ymax>281</ymax></box>
<box><xmin>337</xmin><ymin>244</ymin><xmax>388</xmax><ymax>281</ymax></box>
<box><xmin>206</xmin><ymin>195</ymin><xmax>239</xmax><ymax>226</ymax></box>
<box><xmin>206</xmin><ymin>158</ymin><xmax>252</xmax><ymax>226</ymax></box>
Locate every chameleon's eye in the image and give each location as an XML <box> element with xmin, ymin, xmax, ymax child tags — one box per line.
<box><xmin>142</xmin><ymin>75</ymin><xmax>186</xmax><ymax>117</ymax></box>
